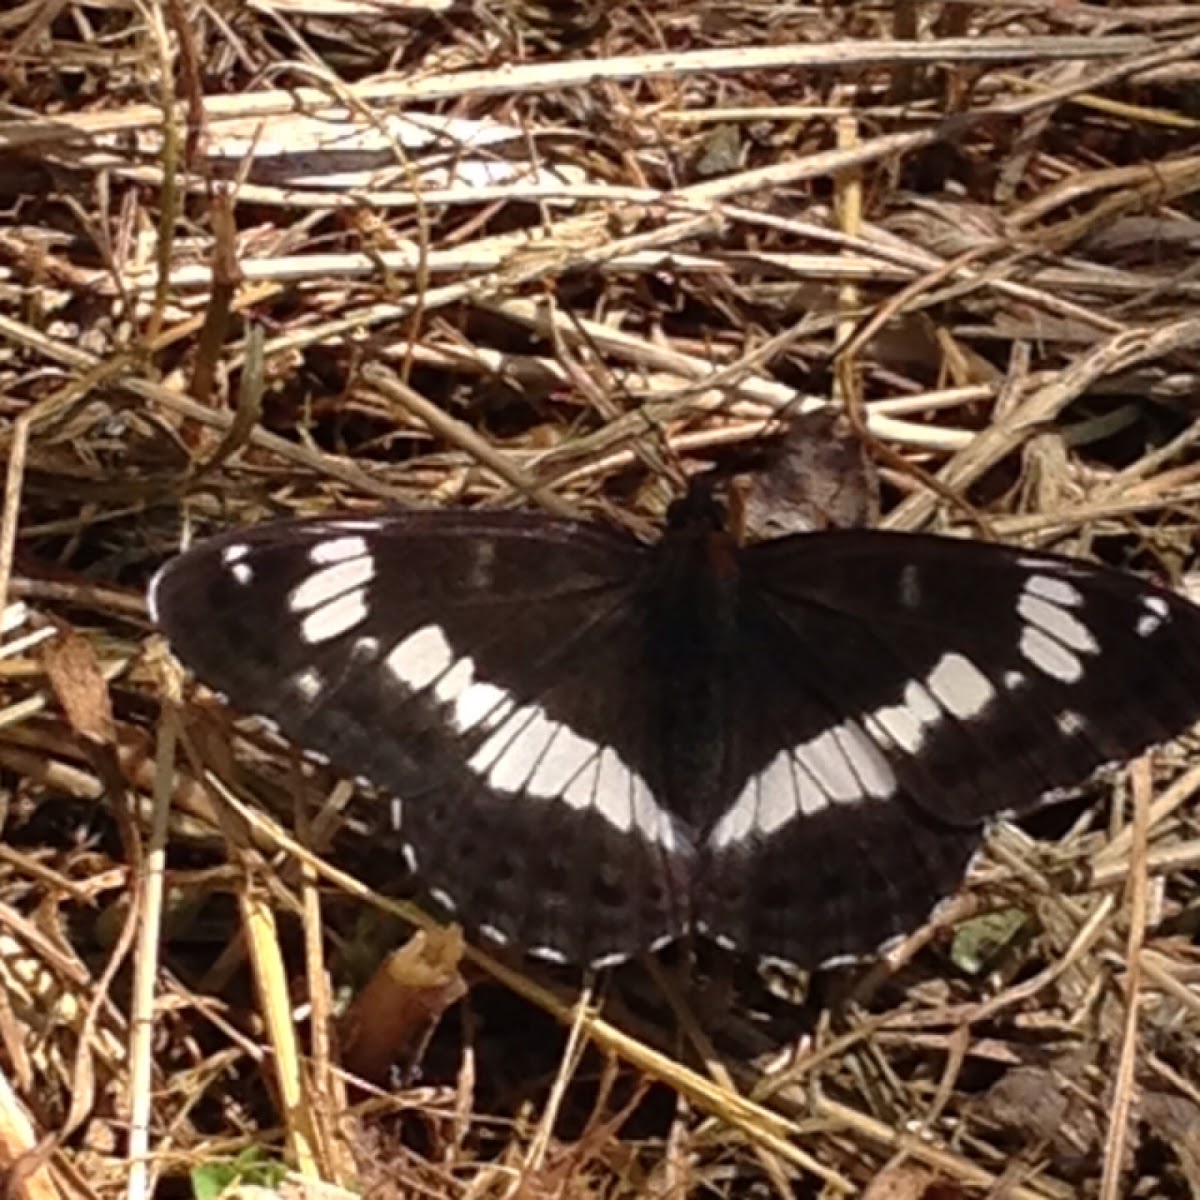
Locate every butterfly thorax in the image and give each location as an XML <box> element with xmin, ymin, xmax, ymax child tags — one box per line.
<box><xmin>651</xmin><ymin>492</ymin><xmax>742</xmax><ymax>833</ymax></box>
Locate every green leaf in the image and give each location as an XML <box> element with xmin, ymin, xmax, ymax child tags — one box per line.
<box><xmin>191</xmin><ymin>1147</ymin><xmax>288</xmax><ymax>1200</ymax></box>
<box><xmin>951</xmin><ymin>907</ymin><xmax>1028</xmax><ymax>975</ymax></box>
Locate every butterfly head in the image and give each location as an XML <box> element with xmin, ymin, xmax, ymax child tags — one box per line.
<box><xmin>665</xmin><ymin>474</ymin><xmax>728</xmax><ymax>538</ymax></box>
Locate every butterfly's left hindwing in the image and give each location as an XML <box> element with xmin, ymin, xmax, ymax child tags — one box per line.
<box><xmin>149</xmin><ymin>512</ymin><xmax>691</xmax><ymax>966</ymax></box>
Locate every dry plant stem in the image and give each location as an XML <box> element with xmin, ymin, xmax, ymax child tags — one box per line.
<box><xmin>127</xmin><ymin>243</ymin><xmax>919</xmax><ymax>293</ymax></box>
<box><xmin>817</xmin><ymin>1096</ymin><xmax>1071</xmax><ymax>1200</ymax></box>
<box><xmin>988</xmin><ymin>483</ymin><xmax>1200</xmax><ymax>541</ymax></box>
<box><xmin>875</xmin><ymin>896</ymin><xmax>1115</xmax><ymax>1036</ymax></box>
<box><xmin>213</xmin><ymin>782</ymin><xmax>1067</xmax><ymax>1199</ymax></box>
<box><xmin>884</xmin><ymin>316</ymin><xmax>1200</xmax><ymax>531</ymax></box>
<box><xmin>0</xmin><ymin>313</ymin><xmax>407</xmax><ymax>503</ymax></box>
<box><xmin>0</xmin><ymin>364</ymin><xmax>133</xmax><ymax>621</ymax></box>
<box><xmin>833</xmin><ymin>113</ymin><xmax>863</xmax><ymax>415</ymax></box>
<box><xmin>523</xmin><ymin>981</ymin><xmax>594</xmax><ymax>1180</ymax></box>
<box><xmin>489</xmin><ymin>298</ymin><xmax>966</xmax><ymax>450</ymax></box>
<box><xmin>0</xmin><ymin>37</ymin><xmax>1155</xmax><ymax>153</ymax></box>
<box><xmin>1091</xmin><ymin>417</ymin><xmax>1200</xmax><ymax>497</ymax></box>
<box><xmin>876</xmin><ymin>1023</ymin><xmax>969</xmax><ymax>1183</ymax></box>
<box><xmin>238</xmin><ymin>883</ymin><xmax>321</xmax><ymax>1178</ymax></box>
<box><xmin>643</xmin><ymin>958</ymin><xmax>825</xmax><ymax>1196</ymax></box>
<box><xmin>360</xmin><ymin>366</ymin><xmax>580</xmax><ymax>517</ymax></box>
<box><xmin>1093</xmin><ymin>759</ymin><xmax>1200</xmax><ymax>875</ymax></box>
<box><xmin>1098</xmin><ymin>757</ymin><xmax>1152</xmax><ymax>1200</ymax></box>
<box><xmin>57</xmin><ymin>852</ymin><xmax>145</xmax><ymax>1162</ymax></box>
<box><xmin>297</xmin><ymin>818</ymin><xmax>349</xmax><ymax>1183</ymax></box>
<box><xmin>1009</xmin><ymin>154</ymin><xmax>1200</xmax><ymax>243</ymax></box>
<box><xmin>138</xmin><ymin>0</ymin><xmax>180</xmax><ymax>346</ymax></box>
<box><xmin>124</xmin><ymin>701</ymin><xmax>179</xmax><ymax>1200</ymax></box>
<box><xmin>188</xmin><ymin>324</ymin><xmax>265</xmax><ymax>484</ymax></box>
<box><xmin>1090</xmin><ymin>840</ymin><xmax>1200</xmax><ymax>892</ymax></box>
<box><xmin>837</xmin><ymin>242</ymin><xmax>1003</xmax><ymax>369</ymax></box>
<box><xmin>0</xmin><ymin>405</ymin><xmax>29</xmax><ymax>621</ymax></box>
<box><xmin>188</xmin><ymin>188</ymin><xmax>241</xmax><ymax>408</ymax></box>
<box><xmin>182</xmin><ymin>733</ymin><xmax>321</xmax><ymax>1176</ymax></box>
<box><xmin>0</xmin><ymin>655</ymin><xmax>132</xmax><ymax>737</ymax></box>
<box><xmin>1140</xmin><ymin>952</ymin><xmax>1200</xmax><ymax>1023</ymax></box>
<box><xmin>0</xmin><ymin>1067</ymin><xmax>61</xmax><ymax>1200</ymax></box>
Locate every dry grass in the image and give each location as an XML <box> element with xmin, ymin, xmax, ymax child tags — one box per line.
<box><xmin>3</xmin><ymin>1</ymin><xmax>1200</xmax><ymax>1197</ymax></box>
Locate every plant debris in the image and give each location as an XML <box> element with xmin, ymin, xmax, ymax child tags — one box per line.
<box><xmin>2</xmin><ymin>3</ymin><xmax>1200</xmax><ymax>1198</ymax></box>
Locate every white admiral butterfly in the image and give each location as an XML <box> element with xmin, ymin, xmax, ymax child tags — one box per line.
<box><xmin>148</xmin><ymin>489</ymin><xmax>1200</xmax><ymax>969</ymax></box>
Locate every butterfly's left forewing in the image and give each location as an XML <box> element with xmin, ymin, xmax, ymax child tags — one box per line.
<box><xmin>149</xmin><ymin>512</ymin><xmax>692</xmax><ymax>966</ymax></box>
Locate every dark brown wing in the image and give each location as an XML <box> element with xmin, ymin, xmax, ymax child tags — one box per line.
<box><xmin>696</xmin><ymin>530</ymin><xmax>1200</xmax><ymax>964</ymax></box>
<box><xmin>150</xmin><ymin>511</ymin><xmax>691</xmax><ymax>966</ymax></box>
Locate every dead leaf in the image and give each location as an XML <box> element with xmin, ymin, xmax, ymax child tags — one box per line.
<box><xmin>862</xmin><ymin>1164</ymin><xmax>963</xmax><ymax>1200</ymax></box>
<box><xmin>340</xmin><ymin>926</ymin><xmax>466</xmax><ymax>1084</ymax></box>
<box><xmin>41</xmin><ymin>627</ymin><xmax>114</xmax><ymax>746</ymax></box>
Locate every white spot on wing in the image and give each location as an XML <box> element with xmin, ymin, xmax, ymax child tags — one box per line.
<box><xmin>632</xmin><ymin>772</ymin><xmax>676</xmax><ymax>851</ymax></box>
<box><xmin>386</xmin><ymin>625</ymin><xmax>454</xmax><ymax>691</ymax></box>
<box><xmin>831</xmin><ymin>720</ymin><xmax>897</xmax><ymax>799</ymax></box>
<box><xmin>592</xmin><ymin>748</ymin><xmax>633</xmax><ymax>831</ymax></box>
<box><xmin>1020</xmin><ymin>625</ymin><xmax>1083</xmax><ymax>683</ymax></box>
<box><xmin>467</xmin><ymin>701</ymin><xmax>676</xmax><ymax>848</ymax></box>
<box><xmin>745</xmin><ymin>751</ymin><xmax>806</xmax><ymax>838</ymax></box>
<box><xmin>708</xmin><ymin>767</ymin><xmax>759</xmax><ymax>848</ymax></box>
<box><xmin>1055</xmin><ymin>709</ymin><xmax>1086</xmax><ymax>736</ymax></box>
<box><xmin>590</xmin><ymin>949</ymin><xmax>632</xmax><ymax>969</ymax></box>
<box><xmin>479</xmin><ymin>922</ymin><xmax>509</xmax><ymax>946</ymax></box>
<box><xmin>1016</xmin><ymin>554</ymin><xmax>1087</xmax><ymax>578</ymax></box>
<box><xmin>300</xmin><ymin>587</ymin><xmax>369</xmax><ymax>643</ymax></box>
<box><xmin>865</xmin><ymin>679</ymin><xmax>942</xmax><ymax>755</ymax></box>
<box><xmin>309</xmin><ymin>535</ymin><xmax>369</xmax><ymax>565</ymax></box>
<box><xmin>465</xmin><ymin>540</ymin><xmax>498</xmax><ymax>589</ymax></box>
<box><xmin>1017</xmin><ymin>590</ymin><xmax>1098</xmax><ymax>655</ymax></box>
<box><xmin>898</xmin><ymin>563</ymin><xmax>921</xmax><ymax>608</ymax></box>
<box><xmin>390</xmin><ymin>798</ymin><xmax>403</xmax><ymax>830</ymax></box>
<box><xmin>325</xmin><ymin>518</ymin><xmax>386</xmax><ymax>532</ymax></box>
<box><xmin>453</xmin><ymin>680</ymin><xmax>516</xmax><ymax>733</ymax></box>
<box><xmin>291</xmin><ymin>666</ymin><xmax>324</xmax><ymax>702</ymax></box>
<box><xmin>221</xmin><ymin>543</ymin><xmax>249</xmax><ymax>564</ymax></box>
<box><xmin>1137</xmin><ymin>594</ymin><xmax>1169</xmax><ymax>637</ymax></box>
<box><xmin>1024</xmin><ymin>574</ymin><xmax>1083</xmax><ymax>608</ymax></box>
<box><xmin>926</xmin><ymin>652</ymin><xmax>996</xmax><ymax>719</ymax></box>
<box><xmin>470</xmin><ymin>705</ymin><xmax>553</xmax><ymax>788</ymax></box>
<box><xmin>432</xmin><ymin>655</ymin><xmax>474</xmax><ymax>706</ymax></box>
<box><xmin>796</xmin><ymin>722</ymin><xmax>862</xmax><ymax>803</ymax></box>
<box><xmin>527</xmin><ymin>722</ymin><xmax>598</xmax><ymax>803</ymax></box>
<box><xmin>710</xmin><ymin>720</ymin><xmax>897</xmax><ymax>848</ymax></box>
<box><xmin>230</xmin><ymin>562</ymin><xmax>253</xmax><ymax>586</ymax></box>
<box><xmin>289</xmin><ymin>556</ymin><xmax>375</xmax><ymax>612</ymax></box>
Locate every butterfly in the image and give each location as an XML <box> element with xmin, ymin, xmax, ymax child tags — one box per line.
<box><xmin>148</xmin><ymin>487</ymin><xmax>1200</xmax><ymax>969</ymax></box>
